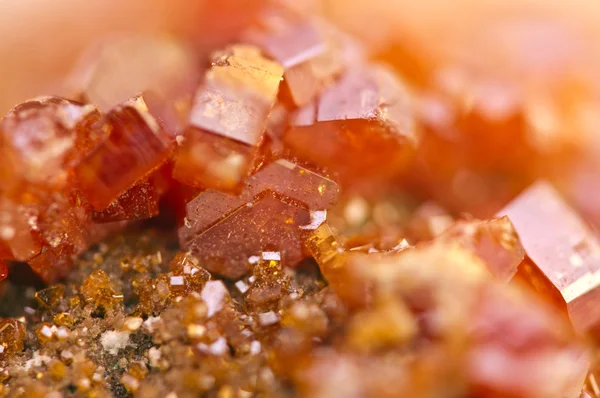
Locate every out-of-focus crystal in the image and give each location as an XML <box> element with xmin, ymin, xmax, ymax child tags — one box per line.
<box><xmin>498</xmin><ymin>181</ymin><xmax>600</xmax><ymax>332</ymax></box>
<box><xmin>440</xmin><ymin>217</ymin><xmax>525</xmax><ymax>281</ymax></box>
<box><xmin>285</xmin><ymin>63</ymin><xmax>416</xmax><ymax>185</ymax></box>
<box><xmin>0</xmin><ymin>96</ymin><xmax>101</xmax><ymax>191</ymax></box>
<box><xmin>67</xmin><ymin>35</ymin><xmax>200</xmax><ymax>137</ymax></box>
<box><xmin>244</xmin><ymin>7</ymin><xmax>361</xmax><ymax>106</ymax></box>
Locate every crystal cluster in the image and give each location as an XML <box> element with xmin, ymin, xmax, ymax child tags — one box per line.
<box><xmin>1</xmin><ymin>1</ymin><xmax>600</xmax><ymax>398</ymax></box>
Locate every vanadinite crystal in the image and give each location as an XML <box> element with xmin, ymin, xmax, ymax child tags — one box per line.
<box><xmin>243</xmin><ymin>6</ymin><xmax>360</xmax><ymax>106</ymax></box>
<box><xmin>1</xmin><ymin>2</ymin><xmax>600</xmax><ymax>398</ymax></box>
<box><xmin>75</xmin><ymin>95</ymin><xmax>173</xmax><ymax>210</ymax></box>
<box><xmin>180</xmin><ymin>158</ymin><xmax>338</xmax><ymax>278</ymax></box>
<box><xmin>284</xmin><ymin>63</ymin><xmax>417</xmax><ymax>185</ymax></box>
<box><xmin>499</xmin><ymin>181</ymin><xmax>600</xmax><ymax>332</ymax></box>
<box><xmin>173</xmin><ymin>45</ymin><xmax>283</xmax><ymax>191</ymax></box>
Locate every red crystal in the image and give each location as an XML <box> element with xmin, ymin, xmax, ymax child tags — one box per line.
<box><xmin>180</xmin><ymin>159</ymin><xmax>338</xmax><ymax>278</ymax></box>
<box><xmin>498</xmin><ymin>181</ymin><xmax>600</xmax><ymax>332</ymax></box>
<box><xmin>75</xmin><ymin>96</ymin><xmax>173</xmax><ymax>210</ymax></box>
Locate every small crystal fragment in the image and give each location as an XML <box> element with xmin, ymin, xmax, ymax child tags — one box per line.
<box><xmin>258</xmin><ymin>311</ymin><xmax>281</xmax><ymax>326</ymax></box>
<box><xmin>0</xmin><ymin>319</ymin><xmax>26</xmax><ymax>359</ymax></box>
<box><xmin>173</xmin><ymin>45</ymin><xmax>283</xmax><ymax>191</ymax></box>
<box><xmin>201</xmin><ymin>281</ymin><xmax>229</xmax><ymax>318</ymax></box>
<box><xmin>81</xmin><ymin>269</ymin><xmax>123</xmax><ymax>310</ymax></box>
<box><xmin>498</xmin><ymin>181</ymin><xmax>600</xmax><ymax>331</ymax></box>
<box><xmin>34</xmin><ymin>284</ymin><xmax>65</xmax><ymax>308</ymax></box>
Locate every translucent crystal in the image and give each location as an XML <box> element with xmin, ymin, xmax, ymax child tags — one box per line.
<box><xmin>243</xmin><ymin>7</ymin><xmax>360</xmax><ymax>106</ymax></box>
<box><xmin>498</xmin><ymin>181</ymin><xmax>600</xmax><ymax>332</ymax></box>
<box><xmin>285</xmin><ymin>63</ymin><xmax>416</xmax><ymax>185</ymax></box>
<box><xmin>180</xmin><ymin>159</ymin><xmax>338</xmax><ymax>278</ymax></box>
<box><xmin>75</xmin><ymin>95</ymin><xmax>173</xmax><ymax>210</ymax></box>
<box><xmin>92</xmin><ymin>180</ymin><xmax>159</xmax><ymax>223</ymax></box>
<box><xmin>173</xmin><ymin>45</ymin><xmax>283</xmax><ymax>191</ymax></box>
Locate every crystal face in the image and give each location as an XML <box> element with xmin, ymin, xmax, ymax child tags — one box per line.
<box><xmin>499</xmin><ymin>181</ymin><xmax>600</xmax><ymax>332</ymax></box>
<box><xmin>180</xmin><ymin>159</ymin><xmax>339</xmax><ymax>278</ymax></box>
<box><xmin>75</xmin><ymin>96</ymin><xmax>173</xmax><ymax>210</ymax></box>
<box><xmin>285</xmin><ymin>63</ymin><xmax>417</xmax><ymax>185</ymax></box>
<box><xmin>173</xmin><ymin>45</ymin><xmax>283</xmax><ymax>192</ymax></box>
<box><xmin>0</xmin><ymin>97</ymin><xmax>101</xmax><ymax>190</ymax></box>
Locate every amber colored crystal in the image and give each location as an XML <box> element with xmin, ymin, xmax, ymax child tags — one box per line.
<box><xmin>173</xmin><ymin>45</ymin><xmax>283</xmax><ymax>191</ymax></box>
<box><xmin>498</xmin><ymin>181</ymin><xmax>600</xmax><ymax>332</ymax></box>
<box><xmin>245</xmin><ymin>253</ymin><xmax>290</xmax><ymax>310</ymax></box>
<box><xmin>168</xmin><ymin>252</ymin><xmax>211</xmax><ymax>294</ymax></box>
<box><xmin>34</xmin><ymin>284</ymin><xmax>65</xmax><ymax>308</ymax></box>
<box><xmin>440</xmin><ymin>217</ymin><xmax>525</xmax><ymax>281</ymax></box>
<box><xmin>92</xmin><ymin>179</ymin><xmax>159</xmax><ymax>223</ymax></box>
<box><xmin>285</xmin><ymin>63</ymin><xmax>417</xmax><ymax>185</ymax></box>
<box><xmin>81</xmin><ymin>269</ymin><xmax>123</xmax><ymax>310</ymax></box>
<box><xmin>0</xmin><ymin>319</ymin><xmax>26</xmax><ymax>359</ymax></box>
<box><xmin>180</xmin><ymin>159</ymin><xmax>338</xmax><ymax>278</ymax></box>
<box><xmin>75</xmin><ymin>95</ymin><xmax>173</xmax><ymax>210</ymax></box>
<box><xmin>243</xmin><ymin>7</ymin><xmax>360</xmax><ymax>106</ymax></box>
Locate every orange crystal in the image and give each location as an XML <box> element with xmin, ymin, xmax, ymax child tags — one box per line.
<box><xmin>0</xmin><ymin>96</ymin><xmax>101</xmax><ymax>191</ymax></box>
<box><xmin>180</xmin><ymin>159</ymin><xmax>338</xmax><ymax>278</ymax></box>
<box><xmin>243</xmin><ymin>7</ymin><xmax>360</xmax><ymax>106</ymax></box>
<box><xmin>92</xmin><ymin>179</ymin><xmax>159</xmax><ymax>223</ymax></box>
<box><xmin>75</xmin><ymin>95</ymin><xmax>173</xmax><ymax>210</ymax></box>
<box><xmin>285</xmin><ymin>63</ymin><xmax>417</xmax><ymax>185</ymax></box>
<box><xmin>440</xmin><ymin>217</ymin><xmax>525</xmax><ymax>281</ymax></box>
<box><xmin>67</xmin><ymin>35</ymin><xmax>200</xmax><ymax>136</ymax></box>
<box><xmin>498</xmin><ymin>181</ymin><xmax>600</xmax><ymax>332</ymax></box>
<box><xmin>173</xmin><ymin>45</ymin><xmax>283</xmax><ymax>191</ymax></box>
<box><xmin>0</xmin><ymin>199</ymin><xmax>42</xmax><ymax>261</ymax></box>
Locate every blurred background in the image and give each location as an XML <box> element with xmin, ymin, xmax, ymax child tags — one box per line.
<box><xmin>2</xmin><ymin>0</ymin><xmax>599</xmax><ymax>114</ymax></box>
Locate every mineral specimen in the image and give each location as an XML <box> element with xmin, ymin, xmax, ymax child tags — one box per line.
<box><xmin>173</xmin><ymin>45</ymin><xmax>283</xmax><ymax>191</ymax></box>
<box><xmin>285</xmin><ymin>63</ymin><xmax>417</xmax><ymax>185</ymax></box>
<box><xmin>180</xmin><ymin>159</ymin><xmax>338</xmax><ymax>278</ymax></box>
<box><xmin>499</xmin><ymin>181</ymin><xmax>600</xmax><ymax>332</ymax></box>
